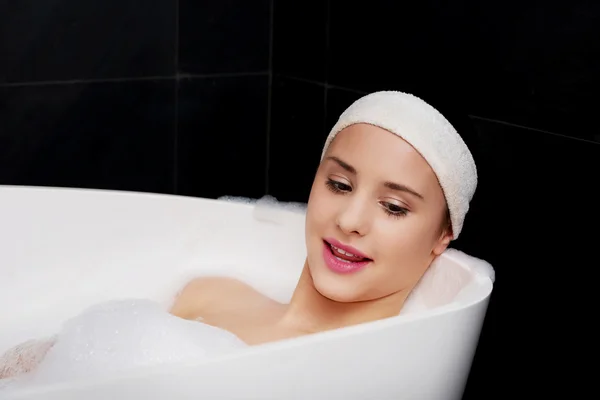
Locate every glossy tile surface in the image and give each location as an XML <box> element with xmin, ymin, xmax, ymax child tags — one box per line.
<box><xmin>177</xmin><ymin>75</ymin><xmax>269</xmax><ymax>199</ymax></box>
<box><xmin>179</xmin><ymin>0</ymin><xmax>270</xmax><ymax>74</ymax></box>
<box><xmin>268</xmin><ymin>76</ymin><xmax>325</xmax><ymax>202</ymax></box>
<box><xmin>0</xmin><ymin>79</ymin><xmax>176</xmax><ymax>193</ymax></box>
<box><xmin>325</xmin><ymin>0</ymin><xmax>599</xmax><ymax>143</ymax></box>
<box><xmin>0</xmin><ymin>0</ymin><xmax>176</xmax><ymax>83</ymax></box>
<box><xmin>456</xmin><ymin>116</ymin><xmax>598</xmax><ymax>399</ymax></box>
<box><xmin>272</xmin><ymin>0</ymin><xmax>328</xmax><ymax>81</ymax></box>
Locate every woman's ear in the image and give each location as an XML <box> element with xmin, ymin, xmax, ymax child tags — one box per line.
<box><xmin>432</xmin><ymin>229</ymin><xmax>452</xmax><ymax>256</ymax></box>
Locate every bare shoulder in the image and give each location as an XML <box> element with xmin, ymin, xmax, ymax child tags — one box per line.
<box><xmin>169</xmin><ymin>276</ymin><xmax>263</xmax><ymax>320</ymax></box>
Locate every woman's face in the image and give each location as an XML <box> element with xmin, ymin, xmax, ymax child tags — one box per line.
<box><xmin>305</xmin><ymin>123</ymin><xmax>452</xmax><ymax>303</ymax></box>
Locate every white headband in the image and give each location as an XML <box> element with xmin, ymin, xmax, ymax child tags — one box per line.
<box><xmin>320</xmin><ymin>91</ymin><xmax>477</xmax><ymax>239</ymax></box>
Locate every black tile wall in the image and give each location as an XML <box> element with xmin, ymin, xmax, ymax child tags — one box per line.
<box><xmin>268</xmin><ymin>76</ymin><xmax>325</xmax><ymax>202</ymax></box>
<box><xmin>0</xmin><ymin>0</ymin><xmax>274</xmax><ymax>196</ymax></box>
<box><xmin>179</xmin><ymin>0</ymin><xmax>271</xmax><ymax>75</ymax></box>
<box><xmin>0</xmin><ymin>0</ymin><xmax>176</xmax><ymax>83</ymax></box>
<box><xmin>469</xmin><ymin>1</ymin><xmax>600</xmax><ymax>143</ymax></box>
<box><xmin>272</xmin><ymin>0</ymin><xmax>600</xmax><ymax>144</ymax></box>
<box><xmin>0</xmin><ymin>80</ymin><xmax>175</xmax><ymax>193</ymax></box>
<box><xmin>177</xmin><ymin>75</ymin><xmax>269</xmax><ymax>199</ymax></box>
<box><xmin>460</xmin><ymin>117</ymin><xmax>597</xmax><ymax>264</ymax></box>
<box><xmin>272</xmin><ymin>0</ymin><xmax>328</xmax><ymax>81</ymax></box>
<box><xmin>456</xmin><ymin>117</ymin><xmax>598</xmax><ymax>398</ymax></box>
<box><xmin>325</xmin><ymin>87</ymin><xmax>365</xmax><ymax>133</ymax></box>
<box><xmin>327</xmin><ymin>1</ymin><xmax>475</xmax><ymax>99</ymax></box>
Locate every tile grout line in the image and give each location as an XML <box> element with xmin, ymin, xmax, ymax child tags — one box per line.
<box><xmin>469</xmin><ymin>115</ymin><xmax>600</xmax><ymax>145</ymax></box>
<box><xmin>0</xmin><ymin>72</ymin><xmax>270</xmax><ymax>88</ymax></box>
<box><xmin>173</xmin><ymin>0</ymin><xmax>180</xmax><ymax>194</ymax></box>
<box><xmin>264</xmin><ymin>0</ymin><xmax>275</xmax><ymax>195</ymax></box>
<box><xmin>323</xmin><ymin>0</ymin><xmax>332</xmax><ymax>135</ymax></box>
<box><xmin>323</xmin><ymin>85</ymin><xmax>329</xmax><ymax>136</ymax></box>
<box><xmin>276</xmin><ymin>73</ymin><xmax>368</xmax><ymax>95</ymax></box>
<box><xmin>178</xmin><ymin>71</ymin><xmax>269</xmax><ymax>79</ymax></box>
<box><xmin>324</xmin><ymin>0</ymin><xmax>331</xmax><ymax>85</ymax></box>
<box><xmin>0</xmin><ymin>76</ymin><xmax>174</xmax><ymax>87</ymax></box>
<box><xmin>276</xmin><ymin>75</ymin><xmax>598</xmax><ymax>145</ymax></box>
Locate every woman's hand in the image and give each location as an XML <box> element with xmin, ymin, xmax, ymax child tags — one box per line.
<box><xmin>0</xmin><ymin>337</ymin><xmax>55</xmax><ymax>380</ymax></box>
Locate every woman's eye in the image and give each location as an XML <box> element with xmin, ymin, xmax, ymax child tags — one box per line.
<box><xmin>382</xmin><ymin>202</ymin><xmax>409</xmax><ymax>218</ymax></box>
<box><xmin>325</xmin><ymin>179</ymin><xmax>352</xmax><ymax>193</ymax></box>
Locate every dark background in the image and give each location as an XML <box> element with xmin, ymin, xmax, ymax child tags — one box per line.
<box><xmin>1</xmin><ymin>1</ymin><xmax>597</xmax><ymax>398</ymax></box>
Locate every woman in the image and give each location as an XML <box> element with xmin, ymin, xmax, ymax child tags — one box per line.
<box><xmin>0</xmin><ymin>90</ymin><xmax>477</xmax><ymax>383</ymax></box>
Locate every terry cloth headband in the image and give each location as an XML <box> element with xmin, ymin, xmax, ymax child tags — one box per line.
<box><xmin>321</xmin><ymin>91</ymin><xmax>477</xmax><ymax>239</ymax></box>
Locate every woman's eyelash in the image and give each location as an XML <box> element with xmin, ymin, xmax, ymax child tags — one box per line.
<box><xmin>325</xmin><ymin>179</ymin><xmax>351</xmax><ymax>193</ymax></box>
<box><xmin>381</xmin><ymin>203</ymin><xmax>408</xmax><ymax>218</ymax></box>
<box><xmin>326</xmin><ymin>179</ymin><xmax>409</xmax><ymax>219</ymax></box>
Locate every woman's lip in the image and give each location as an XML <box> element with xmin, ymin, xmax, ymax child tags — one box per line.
<box><xmin>322</xmin><ymin>242</ymin><xmax>371</xmax><ymax>274</ymax></box>
<box><xmin>323</xmin><ymin>237</ymin><xmax>372</xmax><ymax>260</ymax></box>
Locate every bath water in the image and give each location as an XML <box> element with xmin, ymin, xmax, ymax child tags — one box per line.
<box><xmin>0</xmin><ymin>196</ymin><xmax>307</xmax><ymax>392</ymax></box>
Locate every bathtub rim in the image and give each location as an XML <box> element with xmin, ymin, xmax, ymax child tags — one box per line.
<box><xmin>2</xmin><ymin>287</ymin><xmax>492</xmax><ymax>398</ymax></box>
<box><xmin>0</xmin><ymin>184</ymin><xmax>263</xmax><ymax>212</ymax></box>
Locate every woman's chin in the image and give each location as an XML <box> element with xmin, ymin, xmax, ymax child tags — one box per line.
<box><xmin>310</xmin><ymin>271</ymin><xmax>365</xmax><ymax>303</ymax></box>
<box><xmin>315</xmin><ymin>285</ymin><xmax>358</xmax><ymax>303</ymax></box>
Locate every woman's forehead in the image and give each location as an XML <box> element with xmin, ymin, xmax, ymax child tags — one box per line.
<box><xmin>324</xmin><ymin>124</ymin><xmax>440</xmax><ymax>192</ymax></box>
<box><xmin>327</xmin><ymin>124</ymin><xmax>428</xmax><ymax>169</ymax></box>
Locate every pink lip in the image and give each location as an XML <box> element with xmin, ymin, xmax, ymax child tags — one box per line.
<box><xmin>324</xmin><ymin>237</ymin><xmax>371</xmax><ymax>260</ymax></box>
<box><xmin>322</xmin><ymin>240</ymin><xmax>372</xmax><ymax>274</ymax></box>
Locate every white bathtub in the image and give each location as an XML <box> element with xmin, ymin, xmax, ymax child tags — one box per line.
<box><xmin>0</xmin><ymin>185</ymin><xmax>494</xmax><ymax>400</ymax></box>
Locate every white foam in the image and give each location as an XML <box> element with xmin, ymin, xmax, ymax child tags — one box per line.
<box><xmin>219</xmin><ymin>195</ymin><xmax>307</xmax><ymax>225</ymax></box>
<box><xmin>2</xmin><ymin>299</ymin><xmax>247</xmax><ymax>391</ymax></box>
<box><xmin>217</xmin><ymin>195</ymin><xmax>257</xmax><ymax>205</ymax></box>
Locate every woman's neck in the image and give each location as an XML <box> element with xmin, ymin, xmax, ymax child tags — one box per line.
<box><xmin>277</xmin><ymin>261</ymin><xmax>410</xmax><ymax>335</ymax></box>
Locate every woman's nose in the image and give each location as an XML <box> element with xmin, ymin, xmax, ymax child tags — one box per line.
<box><xmin>335</xmin><ymin>197</ymin><xmax>371</xmax><ymax>237</ymax></box>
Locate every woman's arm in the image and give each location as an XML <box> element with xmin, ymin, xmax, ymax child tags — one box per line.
<box><xmin>0</xmin><ymin>337</ymin><xmax>55</xmax><ymax>379</ymax></box>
